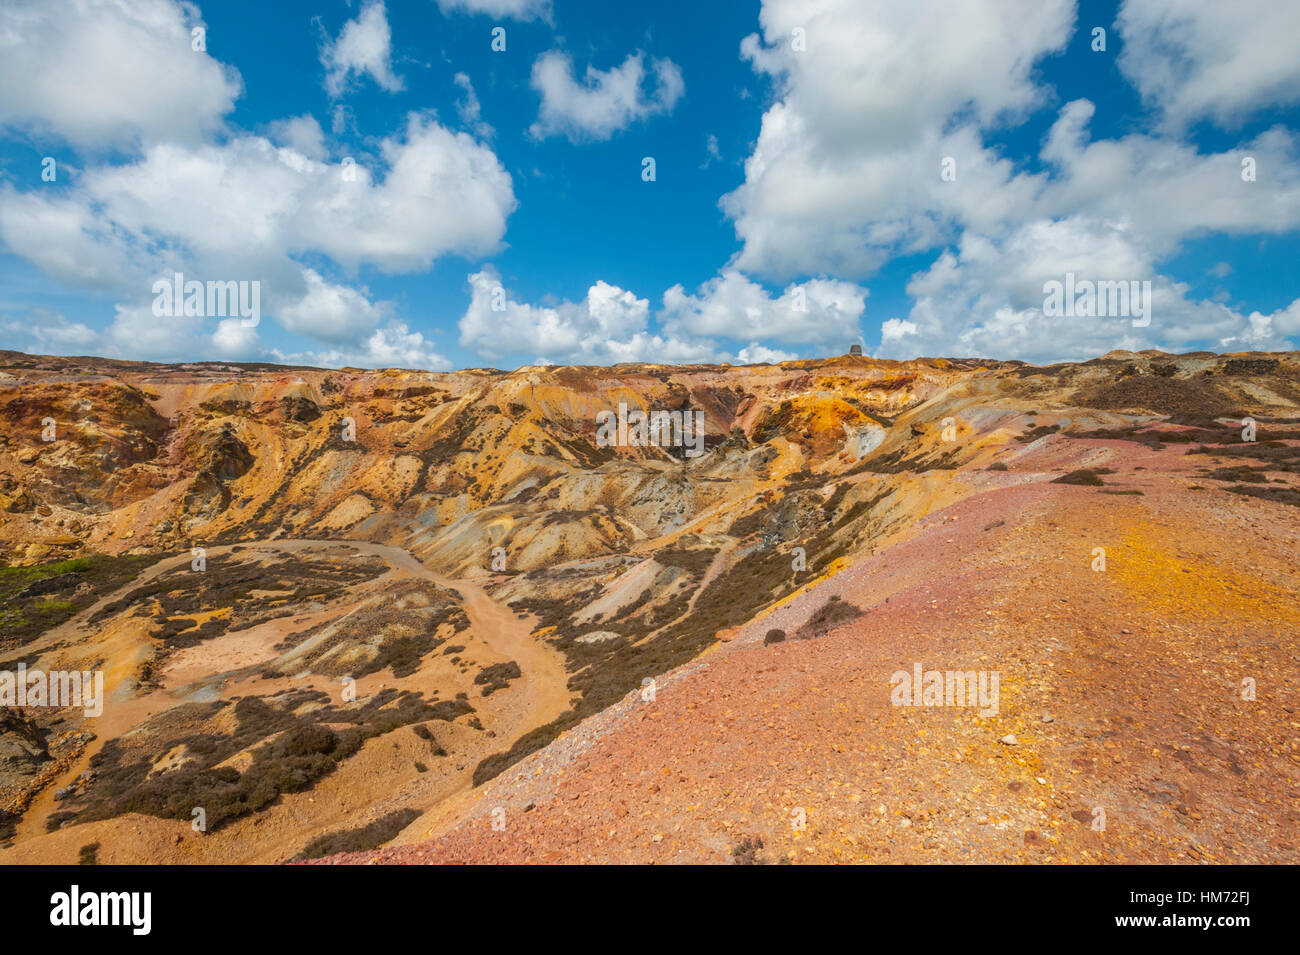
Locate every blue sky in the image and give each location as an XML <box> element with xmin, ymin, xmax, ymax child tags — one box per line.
<box><xmin>1</xmin><ymin>0</ymin><xmax>1298</xmax><ymax>369</ymax></box>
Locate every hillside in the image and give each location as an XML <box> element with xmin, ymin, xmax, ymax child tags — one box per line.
<box><xmin>1</xmin><ymin>348</ymin><xmax>1297</xmax><ymax>863</ymax></box>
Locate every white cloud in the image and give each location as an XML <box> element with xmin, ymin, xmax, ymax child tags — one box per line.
<box><xmin>276</xmin><ymin>269</ymin><xmax>387</xmax><ymax>343</ymax></box>
<box><xmin>1117</xmin><ymin>0</ymin><xmax>1300</xmax><ymax>129</ymax></box>
<box><xmin>735</xmin><ymin>343</ymin><xmax>797</xmax><ymax>364</ymax></box>
<box><xmin>459</xmin><ymin>267</ymin><xmax>715</xmax><ymax>364</ymax></box>
<box><xmin>435</xmin><ymin>0</ymin><xmax>551</xmax><ymax>22</ymax></box>
<box><xmin>529</xmin><ymin>51</ymin><xmax>684</xmax><ymax>142</ymax></box>
<box><xmin>0</xmin><ymin>310</ymin><xmax>98</xmax><ymax>352</ymax></box>
<box><xmin>0</xmin><ymin>188</ymin><xmax>145</xmax><ymax>290</ymax></box>
<box><xmin>211</xmin><ymin>318</ymin><xmax>264</xmax><ymax>360</ymax></box>
<box><xmin>458</xmin><ymin>267</ymin><xmax>857</xmax><ymax>365</ymax></box>
<box><xmin>454</xmin><ymin>72</ymin><xmax>494</xmax><ymax>140</ymax></box>
<box><xmin>277</xmin><ymin>321</ymin><xmax>452</xmax><ymax>370</ymax></box>
<box><xmin>879</xmin><ymin>318</ymin><xmax>917</xmax><ymax>343</ymax></box>
<box><xmin>0</xmin><ymin>0</ymin><xmax>242</xmax><ymax>149</ymax></box>
<box><xmin>878</xmin><ymin>217</ymin><xmax>1298</xmax><ymax>362</ymax></box>
<box><xmin>268</xmin><ymin>114</ymin><xmax>328</xmax><ymax>161</ymax></box>
<box><xmin>93</xmin><ymin>303</ymin><xmax>263</xmax><ymax>363</ymax></box>
<box><xmin>320</xmin><ymin>0</ymin><xmax>404</xmax><ymax>97</ymax></box>
<box><xmin>1</xmin><ymin>112</ymin><xmax>515</xmax><ymax>365</ymax></box>
<box><xmin>659</xmin><ymin>271</ymin><xmax>866</xmax><ymax>345</ymax></box>
<box><xmin>702</xmin><ymin>133</ymin><xmax>721</xmax><ymax>169</ymax></box>
<box><xmin>723</xmin><ymin>0</ymin><xmax>1073</xmax><ymax>279</ymax></box>
<box><xmin>726</xmin><ymin>0</ymin><xmax>1300</xmax><ymax>361</ymax></box>
<box><xmin>1037</xmin><ymin>100</ymin><xmax>1300</xmax><ymax>240</ymax></box>
<box><xmin>2</xmin><ymin>115</ymin><xmax>515</xmax><ymax>291</ymax></box>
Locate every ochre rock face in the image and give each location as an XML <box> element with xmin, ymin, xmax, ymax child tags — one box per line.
<box><xmin>0</xmin><ymin>348</ymin><xmax>1297</xmax><ymax>865</ymax></box>
<box><xmin>0</xmin><ymin>352</ymin><xmax>998</xmax><ymax>571</ymax></box>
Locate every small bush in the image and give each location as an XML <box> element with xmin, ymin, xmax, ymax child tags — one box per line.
<box><xmin>732</xmin><ymin>835</ymin><xmax>769</xmax><ymax>865</ymax></box>
<box><xmin>1052</xmin><ymin>468</ymin><xmax>1109</xmax><ymax>486</ymax></box>
<box><xmin>794</xmin><ymin>595</ymin><xmax>865</xmax><ymax>640</ymax></box>
<box><xmin>292</xmin><ymin>808</ymin><xmax>421</xmax><ymax>861</ymax></box>
<box><xmin>764</xmin><ymin>629</ymin><xmax>786</xmax><ymax>646</ymax></box>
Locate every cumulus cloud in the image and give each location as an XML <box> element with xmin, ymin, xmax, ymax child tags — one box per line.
<box><xmin>1</xmin><ymin>113</ymin><xmax>515</xmax><ymax>365</ymax></box>
<box><xmin>726</xmin><ymin>0</ymin><xmax>1300</xmax><ymax>361</ymax></box>
<box><xmin>735</xmin><ymin>343</ymin><xmax>798</xmax><ymax>364</ymax></box>
<box><xmin>276</xmin><ymin>321</ymin><xmax>452</xmax><ymax>370</ymax></box>
<box><xmin>1117</xmin><ymin>0</ymin><xmax>1300</xmax><ymax>129</ymax></box>
<box><xmin>276</xmin><ymin>269</ymin><xmax>388</xmax><ymax>343</ymax></box>
<box><xmin>721</xmin><ymin>0</ymin><xmax>1072</xmax><ymax>279</ymax></box>
<box><xmin>529</xmin><ymin>51</ymin><xmax>684</xmax><ymax>142</ymax></box>
<box><xmin>268</xmin><ymin>114</ymin><xmax>328</xmax><ymax>161</ymax></box>
<box><xmin>0</xmin><ymin>310</ymin><xmax>98</xmax><ymax>352</ymax></box>
<box><xmin>320</xmin><ymin>0</ymin><xmax>405</xmax><ymax>97</ymax></box>
<box><xmin>659</xmin><ymin>271</ymin><xmax>866</xmax><ymax>345</ymax></box>
<box><xmin>0</xmin><ymin>0</ymin><xmax>242</xmax><ymax>149</ymax></box>
<box><xmin>2</xmin><ymin>114</ymin><xmax>515</xmax><ymax>290</ymax></box>
<box><xmin>878</xmin><ymin>217</ymin><xmax>1299</xmax><ymax>362</ymax></box>
<box><xmin>459</xmin><ymin>267</ymin><xmax>863</xmax><ymax>365</ymax></box>
<box><xmin>459</xmin><ymin>267</ymin><xmax>717</xmax><ymax>364</ymax></box>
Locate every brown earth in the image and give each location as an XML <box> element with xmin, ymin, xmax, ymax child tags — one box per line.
<box><xmin>1</xmin><ymin>347</ymin><xmax>1297</xmax><ymax>863</ymax></box>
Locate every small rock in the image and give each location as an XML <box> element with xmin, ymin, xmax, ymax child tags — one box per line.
<box><xmin>1042</xmin><ymin>714</ymin><xmax>1055</xmax><ymax>723</ymax></box>
<box><xmin>999</xmin><ymin>734</ymin><xmax>1018</xmax><ymax>745</ymax></box>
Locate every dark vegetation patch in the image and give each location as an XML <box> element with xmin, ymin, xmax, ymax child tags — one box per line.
<box><xmin>731</xmin><ymin>835</ymin><xmax>771</xmax><ymax>865</ymax></box>
<box><xmin>763</xmin><ymin>628</ymin><xmax>786</xmax><ymax>646</ymax></box>
<box><xmin>848</xmin><ymin>443</ymin><xmax>961</xmax><ymax>474</ymax></box>
<box><xmin>411</xmin><ymin>723</ymin><xmax>447</xmax><ymax>756</ymax></box>
<box><xmin>1071</xmin><ymin>375</ymin><xmax>1243</xmax><ymax>423</ymax></box>
<box><xmin>793</xmin><ymin>595</ymin><xmax>866</xmax><ymax>640</ymax></box>
<box><xmin>1187</xmin><ymin>440</ymin><xmax>1300</xmax><ymax>473</ymax></box>
<box><xmin>726</xmin><ymin>507</ymin><xmax>767</xmax><ymax>538</ymax></box>
<box><xmin>64</xmin><ymin>687</ymin><xmax>465</xmax><ymax>832</ymax></box>
<box><xmin>1100</xmin><ymin>489</ymin><xmax>1144</xmax><ymax>495</ymax></box>
<box><xmin>1205</xmin><ymin>466</ymin><xmax>1270</xmax><ymax>483</ymax></box>
<box><xmin>292</xmin><ymin>808</ymin><xmax>421</xmax><ymax>861</ymax></box>
<box><xmin>654</xmin><ymin>544</ymin><xmax>718</xmax><ymax>576</ymax></box>
<box><xmin>92</xmin><ymin>552</ymin><xmax>386</xmax><ymax>642</ymax></box>
<box><xmin>1226</xmin><ymin>484</ymin><xmax>1300</xmax><ymax>508</ymax></box>
<box><xmin>1051</xmin><ymin>469</ymin><xmax>1114</xmax><ymax>486</ymax></box>
<box><xmin>1016</xmin><ymin>424</ymin><xmax>1060</xmax><ymax>442</ymax></box>
<box><xmin>1222</xmin><ymin>358</ymin><xmax>1279</xmax><ymax>376</ymax></box>
<box><xmin>474</xmin><ymin>661</ymin><xmax>521</xmax><ymax>697</ymax></box>
<box><xmin>0</xmin><ymin>553</ymin><xmax>160</xmax><ymax>652</ymax></box>
<box><xmin>45</xmin><ymin>810</ymin><xmax>77</xmax><ymax>832</ymax></box>
<box><xmin>77</xmin><ymin>842</ymin><xmax>99</xmax><ymax>865</ymax></box>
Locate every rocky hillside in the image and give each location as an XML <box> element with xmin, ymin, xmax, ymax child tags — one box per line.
<box><xmin>1</xmin><ymin>348</ymin><xmax>1297</xmax><ymax>863</ymax></box>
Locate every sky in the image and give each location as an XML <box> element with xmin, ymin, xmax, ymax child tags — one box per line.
<box><xmin>0</xmin><ymin>0</ymin><xmax>1298</xmax><ymax>370</ymax></box>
